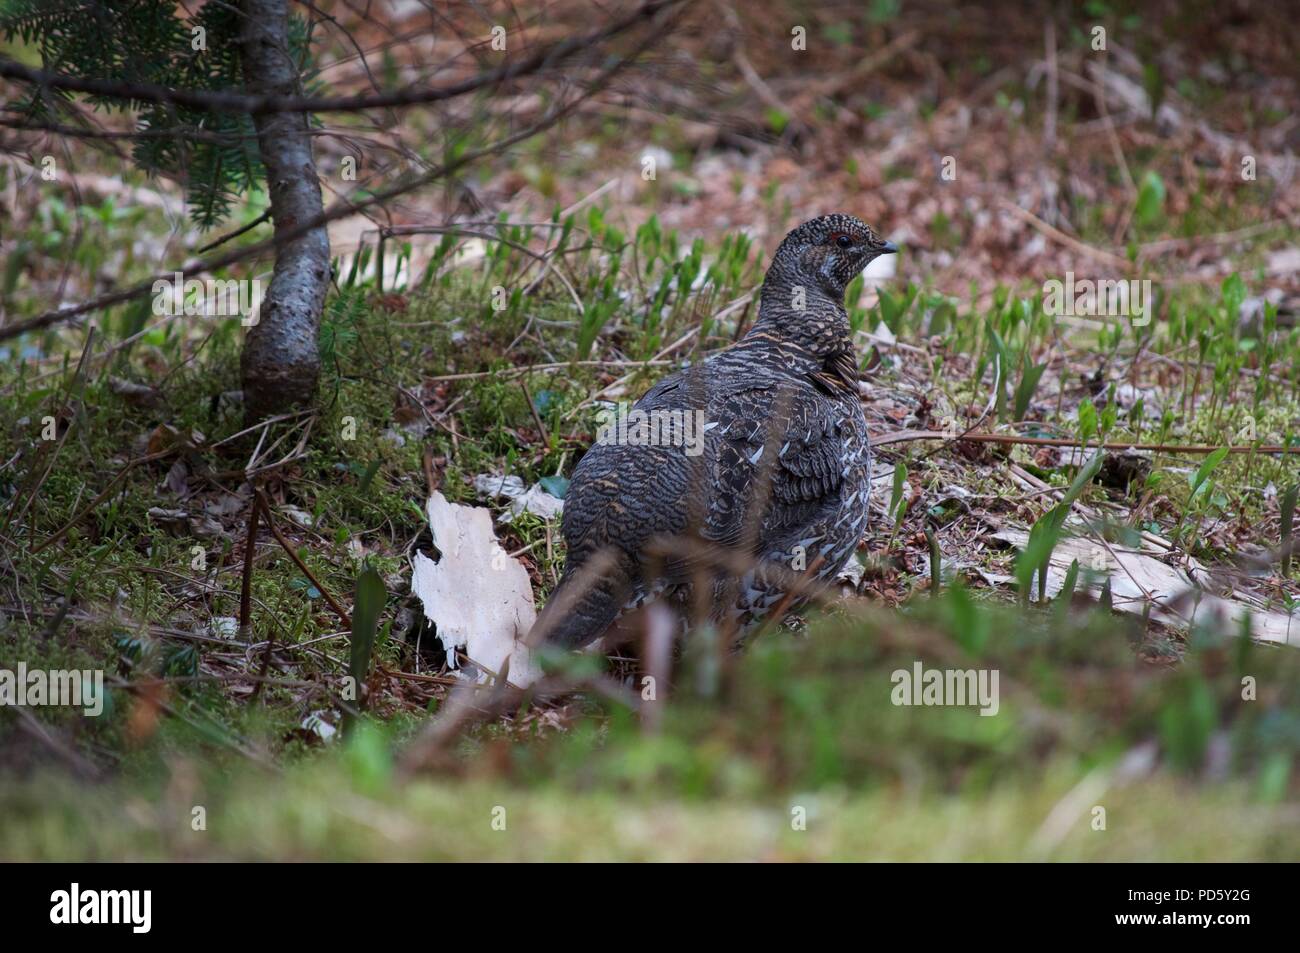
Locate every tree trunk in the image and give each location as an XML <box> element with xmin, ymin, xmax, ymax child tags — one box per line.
<box><xmin>239</xmin><ymin>0</ymin><xmax>330</xmax><ymax>422</ymax></box>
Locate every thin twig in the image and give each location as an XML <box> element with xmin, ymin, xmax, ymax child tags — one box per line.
<box><xmin>254</xmin><ymin>489</ymin><xmax>352</xmax><ymax>628</ymax></box>
<box><xmin>194</xmin><ymin>209</ymin><xmax>272</xmax><ymax>253</ymax></box>
<box><xmin>876</xmin><ymin>429</ymin><xmax>1300</xmax><ymax>455</ymax></box>
<box><xmin>238</xmin><ymin>493</ymin><xmax>262</xmax><ymax>642</ymax></box>
<box><xmin>519</xmin><ymin>379</ymin><xmax>550</xmax><ymax>446</ymax></box>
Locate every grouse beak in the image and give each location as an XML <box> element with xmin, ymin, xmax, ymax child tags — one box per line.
<box><xmin>878</xmin><ymin>239</ymin><xmax>899</xmax><ymax>254</ymax></box>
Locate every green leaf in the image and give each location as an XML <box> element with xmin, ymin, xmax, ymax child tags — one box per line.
<box><xmin>1158</xmin><ymin>675</ymin><xmax>1217</xmax><ymax>773</ymax></box>
<box><xmin>946</xmin><ymin>582</ymin><xmax>989</xmax><ymax>655</ymax></box>
<box><xmin>357</xmin><ymin>459</ymin><xmax>381</xmax><ymax>493</ymax></box>
<box><xmin>1220</xmin><ymin>273</ymin><xmax>1246</xmax><ymax>316</ymax></box>
<box><xmin>1062</xmin><ymin>449</ymin><xmax>1105</xmax><ymax>507</ymax></box>
<box><xmin>539</xmin><ymin>474</ymin><xmax>569</xmax><ymax>499</ymax></box>
<box><xmin>1076</xmin><ymin>399</ymin><xmax>1097</xmax><ymax>443</ymax></box>
<box><xmin>290</xmin><ymin>577</ymin><xmax>321</xmax><ymax>599</ymax></box>
<box><xmin>1012</xmin><ymin>359</ymin><xmax>1047</xmax><ymax>421</ymax></box>
<box><xmin>1256</xmin><ymin>751</ymin><xmax>1292</xmax><ymax>803</ymax></box>
<box><xmin>532</xmin><ymin>389</ymin><xmax>558</xmax><ymax>415</ymax></box>
<box><xmin>1015</xmin><ymin>452</ymin><xmax>1102</xmax><ymax>603</ymax></box>
<box><xmin>1015</xmin><ymin>504</ymin><xmax>1066</xmax><ymax>601</ymax></box>
<box><xmin>348</xmin><ymin>564</ymin><xmax>386</xmax><ymax>701</ymax></box>
<box><xmin>1054</xmin><ymin>558</ymin><xmax>1080</xmax><ymax>613</ymax></box>
<box><xmin>343</xmin><ymin>719</ymin><xmax>392</xmax><ymax>794</ymax></box>
<box><xmin>925</xmin><ymin>526</ymin><xmax>941</xmax><ymax>596</ymax></box>
<box><xmin>821</xmin><ymin>21</ymin><xmax>853</xmax><ymax>44</ymax></box>
<box><xmin>1135</xmin><ymin>170</ymin><xmax>1166</xmax><ymax>228</ymax></box>
<box><xmin>1189</xmin><ymin>447</ymin><xmax>1229</xmax><ymax>495</ymax></box>
<box><xmin>889</xmin><ymin>462</ymin><xmax>908</xmax><ymax>524</ymax></box>
<box><xmin>987</xmin><ymin>328</ymin><xmax>1012</xmax><ymax>418</ymax></box>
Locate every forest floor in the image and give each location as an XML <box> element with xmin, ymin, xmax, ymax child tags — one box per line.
<box><xmin>1</xmin><ymin>1</ymin><xmax>1299</xmax><ymax>859</ymax></box>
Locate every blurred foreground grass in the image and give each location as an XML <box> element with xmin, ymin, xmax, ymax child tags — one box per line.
<box><xmin>5</xmin><ymin>767</ymin><xmax>1294</xmax><ymax>861</ymax></box>
<box><xmin>4</xmin><ymin>598</ymin><xmax>1298</xmax><ymax>861</ymax></box>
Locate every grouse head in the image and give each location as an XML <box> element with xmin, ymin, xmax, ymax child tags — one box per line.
<box><xmin>768</xmin><ymin>213</ymin><xmax>897</xmax><ymax>301</ymax></box>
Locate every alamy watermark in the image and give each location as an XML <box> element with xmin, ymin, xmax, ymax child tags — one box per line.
<box><xmin>50</xmin><ymin>883</ymin><xmax>150</xmax><ymax>933</ymax></box>
<box><xmin>0</xmin><ymin>663</ymin><xmax>104</xmax><ymax>716</ymax></box>
<box><xmin>1043</xmin><ymin>272</ymin><xmax>1151</xmax><ymax>326</ymax></box>
<box><xmin>891</xmin><ymin>662</ymin><xmax>999</xmax><ymax>716</ymax></box>
<box><xmin>152</xmin><ymin>272</ymin><xmax>262</xmax><ymax>325</ymax></box>
<box><xmin>595</xmin><ymin>402</ymin><xmax>707</xmax><ymax>457</ymax></box>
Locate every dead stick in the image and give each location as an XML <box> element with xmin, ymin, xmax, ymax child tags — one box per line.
<box><xmin>874</xmin><ymin>429</ymin><xmax>1300</xmax><ymax>455</ymax></box>
<box><xmin>519</xmin><ymin>379</ymin><xmax>550</xmax><ymax>446</ymax></box>
<box><xmin>254</xmin><ymin>489</ymin><xmax>352</xmax><ymax>628</ymax></box>
<box><xmin>238</xmin><ymin>495</ymin><xmax>261</xmax><ymax>642</ymax></box>
<box><xmin>250</xmin><ymin>500</ymin><xmax>275</xmax><ymax>702</ymax></box>
<box><xmin>422</xmin><ymin>445</ymin><xmax>440</xmax><ymax>498</ymax></box>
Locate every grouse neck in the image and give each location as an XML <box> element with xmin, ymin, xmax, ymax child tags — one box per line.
<box><xmin>749</xmin><ymin>278</ymin><xmax>855</xmax><ymax>358</ymax></box>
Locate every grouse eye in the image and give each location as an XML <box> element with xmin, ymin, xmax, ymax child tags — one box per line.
<box><xmin>834</xmin><ymin>233</ymin><xmax>852</xmax><ymax>249</ymax></box>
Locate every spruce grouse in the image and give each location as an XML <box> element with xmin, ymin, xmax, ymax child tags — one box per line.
<box><xmin>534</xmin><ymin>214</ymin><xmax>897</xmax><ymax>648</ymax></box>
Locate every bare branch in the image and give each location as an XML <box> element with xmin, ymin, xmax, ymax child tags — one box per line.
<box><xmin>0</xmin><ymin>1</ymin><xmax>684</xmax><ymax>343</ymax></box>
<box><xmin>0</xmin><ymin>0</ymin><xmax>684</xmax><ymax>115</ymax></box>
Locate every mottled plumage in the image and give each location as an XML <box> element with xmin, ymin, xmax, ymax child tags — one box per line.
<box><xmin>535</xmin><ymin>214</ymin><xmax>897</xmax><ymax>648</ymax></box>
